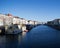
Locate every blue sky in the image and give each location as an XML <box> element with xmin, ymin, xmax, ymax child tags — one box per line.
<box><xmin>0</xmin><ymin>0</ymin><xmax>60</xmax><ymax>22</ymax></box>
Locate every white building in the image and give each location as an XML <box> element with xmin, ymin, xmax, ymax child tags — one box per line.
<box><xmin>4</xmin><ymin>14</ymin><xmax>13</xmax><ymax>25</ymax></box>
<box><xmin>53</xmin><ymin>19</ymin><xmax>60</xmax><ymax>25</ymax></box>
<box><xmin>0</xmin><ymin>14</ymin><xmax>5</xmax><ymax>26</ymax></box>
<box><xmin>0</xmin><ymin>14</ymin><xmax>13</xmax><ymax>26</ymax></box>
<box><xmin>20</xmin><ymin>18</ymin><xmax>26</xmax><ymax>25</ymax></box>
<box><xmin>28</xmin><ymin>20</ymin><xmax>34</xmax><ymax>25</ymax></box>
<box><xmin>13</xmin><ymin>16</ymin><xmax>20</xmax><ymax>25</ymax></box>
<box><xmin>59</xmin><ymin>19</ymin><xmax>60</xmax><ymax>24</ymax></box>
<box><xmin>25</xmin><ymin>20</ymin><xmax>28</xmax><ymax>25</ymax></box>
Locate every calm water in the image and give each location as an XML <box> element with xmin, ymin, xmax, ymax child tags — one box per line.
<box><xmin>0</xmin><ymin>25</ymin><xmax>60</xmax><ymax>48</ymax></box>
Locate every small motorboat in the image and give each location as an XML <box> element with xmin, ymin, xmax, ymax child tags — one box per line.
<box><xmin>5</xmin><ymin>24</ymin><xmax>22</xmax><ymax>34</ymax></box>
<box><xmin>24</xmin><ymin>30</ymin><xmax>28</xmax><ymax>32</ymax></box>
<box><xmin>21</xmin><ymin>24</ymin><xmax>28</xmax><ymax>32</ymax></box>
<box><xmin>26</xmin><ymin>24</ymin><xmax>34</xmax><ymax>31</ymax></box>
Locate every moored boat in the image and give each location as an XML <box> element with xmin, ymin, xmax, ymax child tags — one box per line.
<box><xmin>5</xmin><ymin>24</ymin><xmax>22</xmax><ymax>34</ymax></box>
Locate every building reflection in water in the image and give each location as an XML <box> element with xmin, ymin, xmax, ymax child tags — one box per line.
<box><xmin>5</xmin><ymin>34</ymin><xmax>23</xmax><ymax>48</ymax></box>
<box><xmin>0</xmin><ymin>36</ymin><xmax>6</xmax><ymax>48</ymax></box>
<box><xmin>22</xmin><ymin>32</ymin><xmax>27</xmax><ymax>38</ymax></box>
<box><xmin>0</xmin><ymin>32</ymin><xmax>27</xmax><ymax>48</ymax></box>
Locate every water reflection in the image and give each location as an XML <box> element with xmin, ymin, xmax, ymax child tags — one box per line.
<box><xmin>5</xmin><ymin>34</ymin><xmax>22</xmax><ymax>48</ymax></box>
<box><xmin>22</xmin><ymin>32</ymin><xmax>27</xmax><ymax>38</ymax></box>
<box><xmin>0</xmin><ymin>36</ymin><xmax>6</xmax><ymax>48</ymax></box>
<box><xmin>5</xmin><ymin>35</ymin><xmax>18</xmax><ymax>48</ymax></box>
<box><xmin>5</xmin><ymin>32</ymin><xmax>27</xmax><ymax>48</ymax></box>
<box><xmin>0</xmin><ymin>25</ymin><xmax>60</xmax><ymax>48</ymax></box>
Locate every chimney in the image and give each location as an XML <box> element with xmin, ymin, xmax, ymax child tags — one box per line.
<box><xmin>7</xmin><ymin>14</ymin><xmax>12</xmax><ymax>16</ymax></box>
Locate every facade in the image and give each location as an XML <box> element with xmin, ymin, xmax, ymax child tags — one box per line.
<box><xmin>19</xmin><ymin>18</ymin><xmax>23</xmax><ymax>25</ymax></box>
<box><xmin>28</xmin><ymin>20</ymin><xmax>34</xmax><ymax>25</ymax></box>
<box><xmin>0</xmin><ymin>13</ymin><xmax>43</xmax><ymax>34</ymax></box>
<box><xmin>4</xmin><ymin>14</ymin><xmax>13</xmax><ymax>25</ymax></box>
<box><xmin>34</xmin><ymin>21</ymin><xmax>41</xmax><ymax>25</ymax></box>
<box><xmin>0</xmin><ymin>14</ymin><xmax>5</xmax><ymax>26</ymax></box>
<box><xmin>20</xmin><ymin>18</ymin><xmax>26</xmax><ymax>25</ymax></box>
<box><xmin>0</xmin><ymin>14</ymin><xmax>13</xmax><ymax>26</ymax></box>
<box><xmin>47</xmin><ymin>19</ymin><xmax>60</xmax><ymax>25</ymax></box>
<box><xmin>33</xmin><ymin>21</ymin><xmax>38</xmax><ymax>25</ymax></box>
<box><xmin>53</xmin><ymin>19</ymin><xmax>60</xmax><ymax>25</ymax></box>
<box><xmin>59</xmin><ymin>19</ymin><xmax>60</xmax><ymax>24</ymax></box>
<box><xmin>0</xmin><ymin>13</ymin><xmax>40</xmax><ymax>26</ymax></box>
<box><xmin>13</xmin><ymin>16</ymin><xmax>20</xmax><ymax>25</ymax></box>
<box><xmin>47</xmin><ymin>21</ymin><xmax>53</xmax><ymax>25</ymax></box>
<box><xmin>25</xmin><ymin>20</ymin><xmax>29</xmax><ymax>25</ymax></box>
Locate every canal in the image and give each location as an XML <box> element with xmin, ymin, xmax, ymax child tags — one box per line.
<box><xmin>0</xmin><ymin>25</ymin><xmax>60</xmax><ymax>48</ymax></box>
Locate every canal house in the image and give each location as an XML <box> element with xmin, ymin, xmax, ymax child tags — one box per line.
<box><xmin>20</xmin><ymin>18</ymin><xmax>28</xmax><ymax>25</ymax></box>
<box><xmin>47</xmin><ymin>21</ymin><xmax>54</xmax><ymax>25</ymax></box>
<box><xmin>0</xmin><ymin>14</ymin><xmax>5</xmax><ymax>34</ymax></box>
<box><xmin>0</xmin><ymin>13</ymin><xmax>41</xmax><ymax>34</ymax></box>
<box><xmin>20</xmin><ymin>18</ymin><xmax>28</xmax><ymax>32</ymax></box>
<box><xmin>28</xmin><ymin>20</ymin><xmax>34</xmax><ymax>25</ymax></box>
<box><xmin>13</xmin><ymin>16</ymin><xmax>20</xmax><ymax>25</ymax></box>
<box><xmin>34</xmin><ymin>21</ymin><xmax>40</xmax><ymax>25</ymax></box>
<box><xmin>53</xmin><ymin>19</ymin><xmax>60</xmax><ymax>25</ymax></box>
<box><xmin>0</xmin><ymin>14</ymin><xmax>5</xmax><ymax>26</ymax></box>
<box><xmin>4</xmin><ymin>14</ymin><xmax>13</xmax><ymax>26</ymax></box>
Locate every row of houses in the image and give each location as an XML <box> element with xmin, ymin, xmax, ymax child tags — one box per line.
<box><xmin>47</xmin><ymin>19</ymin><xmax>60</xmax><ymax>30</ymax></box>
<box><xmin>47</xmin><ymin>19</ymin><xmax>60</xmax><ymax>25</ymax></box>
<box><xmin>0</xmin><ymin>13</ymin><xmax>41</xmax><ymax>34</ymax></box>
<box><xmin>0</xmin><ymin>13</ymin><xmax>40</xmax><ymax>26</ymax></box>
